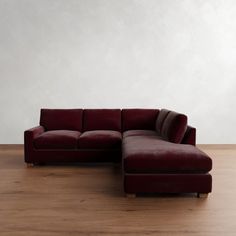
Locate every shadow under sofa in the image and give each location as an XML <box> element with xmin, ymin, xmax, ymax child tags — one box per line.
<box><xmin>24</xmin><ymin>108</ymin><xmax>212</xmax><ymax>197</ymax></box>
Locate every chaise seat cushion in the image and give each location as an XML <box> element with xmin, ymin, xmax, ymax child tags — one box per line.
<box><xmin>123</xmin><ymin>136</ymin><xmax>212</xmax><ymax>173</ymax></box>
<box><xmin>34</xmin><ymin>130</ymin><xmax>81</xmax><ymax>149</ymax></box>
<box><xmin>123</xmin><ymin>130</ymin><xmax>160</xmax><ymax>138</ymax></box>
<box><xmin>79</xmin><ymin>130</ymin><xmax>122</xmax><ymax>149</ymax></box>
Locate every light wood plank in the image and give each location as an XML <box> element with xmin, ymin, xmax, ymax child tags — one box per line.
<box><xmin>26</xmin><ymin>163</ymin><xmax>34</xmax><ymax>167</ymax></box>
<box><xmin>126</xmin><ymin>193</ymin><xmax>136</xmax><ymax>198</ymax></box>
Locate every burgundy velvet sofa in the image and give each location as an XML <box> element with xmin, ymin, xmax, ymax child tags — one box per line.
<box><xmin>24</xmin><ymin>108</ymin><xmax>212</xmax><ymax>198</ymax></box>
<box><xmin>25</xmin><ymin>109</ymin><xmax>122</xmax><ymax>164</ymax></box>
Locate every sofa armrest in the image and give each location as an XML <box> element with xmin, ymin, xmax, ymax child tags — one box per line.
<box><xmin>25</xmin><ymin>126</ymin><xmax>45</xmax><ymax>139</ymax></box>
<box><xmin>181</xmin><ymin>125</ymin><xmax>196</xmax><ymax>146</ymax></box>
<box><xmin>24</xmin><ymin>126</ymin><xmax>45</xmax><ymax>163</ymax></box>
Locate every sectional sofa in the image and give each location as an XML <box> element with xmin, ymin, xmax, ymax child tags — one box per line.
<box><xmin>24</xmin><ymin>108</ymin><xmax>212</xmax><ymax>197</ymax></box>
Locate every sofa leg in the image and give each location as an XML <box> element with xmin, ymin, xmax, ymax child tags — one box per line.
<box><xmin>197</xmin><ymin>193</ymin><xmax>208</xmax><ymax>198</ymax></box>
<box><xmin>26</xmin><ymin>163</ymin><xmax>34</xmax><ymax>168</ymax></box>
<box><xmin>126</xmin><ymin>193</ymin><xmax>136</xmax><ymax>198</ymax></box>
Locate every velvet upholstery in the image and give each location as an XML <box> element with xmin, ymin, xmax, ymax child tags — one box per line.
<box><xmin>161</xmin><ymin>111</ymin><xmax>187</xmax><ymax>143</ymax></box>
<box><xmin>83</xmin><ymin>109</ymin><xmax>121</xmax><ymax>131</ymax></box>
<box><xmin>155</xmin><ymin>109</ymin><xmax>170</xmax><ymax>134</ymax></box>
<box><xmin>79</xmin><ymin>130</ymin><xmax>122</xmax><ymax>149</ymax></box>
<box><xmin>28</xmin><ymin>150</ymin><xmax>121</xmax><ymax>163</ymax></box>
<box><xmin>124</xmin><ymin>174</ymin><xmax>212</xmax><ymax>194</ymax></box>
<box><xmin>24</xmin><ymin>107</ymin><xmax>212</xmax><ymax>196</ymax></box>
<box><xmin>123</xmin><ymin>136</ymin><xmax>212</xmax><ymax>173</ymax></box>
<box><xmin>181</xmin><ymin>126</ymin><xmax>196</xmax><ymax>146</ymax></box>
<box><xmin>40</xmin><ymin>109</ymin><xmax>83</xmax><ymax>131</ymax></box>
<box><xmin>24</xmin><ymin>126</ymin><xmax>45</xmax><ymax>163</ymax></box>
<box><xmin>122</xmin><ymin>109</ymin><xmax>159</xmax><ymax>131</ymax></box>
<box><xmin>123</xmin><ymin>130</ymin><xmax>159</xmax><ymax>138</ymax></box>
<box><xmin>34</xmin><ymin>130</ymin><xmax>81</xmax><ymax>149</ymax></box>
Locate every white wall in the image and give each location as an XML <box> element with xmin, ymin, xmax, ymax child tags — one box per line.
<box><xmin>0</xmin><ymin>0</ymin><xmax>235</xmax><ymax>144</ymax></box>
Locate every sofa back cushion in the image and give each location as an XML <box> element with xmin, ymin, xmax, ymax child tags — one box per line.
<box><xmin>122</xmin><ymin>109</ymin><xmax>159</xmax><ymax>131</ymax></box>
<box><xmin>40</xmin><ymin>109</ymin><xmax>83</xmax><ymax>131</ymax></box>
<box><xmin>155</xmin><ymin>109</ymin><xmax>170</xmax><ymax>134</ymax></box>
<box><xmin>83</xmin><ymin>109</ymin><xmax>121</xmax><ymax>131</ymax></box>
<box><xmin>161</xmin><ymin>111</ymin><xmax>187</xmax><ymax>143</ymax></box>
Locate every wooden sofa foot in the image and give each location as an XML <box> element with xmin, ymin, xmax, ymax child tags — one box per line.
<box><xmin>26</xmin><ymin>163</ymin><xmax>34</xmax><ymax>167</ymax></box>
<box><xmin>197</xmin><ymin>193</ymin><xmax>208</xmax><ymax>198</ymax></box>
<box><xmin>126</xmin><ymin>193</ymin><xmax>136</xmax><ymax>198</ymax></box>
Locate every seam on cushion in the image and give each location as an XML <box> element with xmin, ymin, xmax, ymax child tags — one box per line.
<box><xmin>159</xmin><ymin>110</ymin><xmax>170</xmax><ymax>134</ymax></box>
<box><xmin>156</xmin><ymin>109</ymin><xmax>170</xmax><ymax>135</ymax></box>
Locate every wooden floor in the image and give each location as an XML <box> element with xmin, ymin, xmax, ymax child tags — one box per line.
<box><xmin>0</xmin><ymin>144</ymin><xmax>236</xmax><ymax>236</ymax></box>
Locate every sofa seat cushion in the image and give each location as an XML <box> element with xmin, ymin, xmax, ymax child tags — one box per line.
<box><xmin>34</xmin><ymin>130</ymin><xmax>81</xmax><ymax>149</ymax></box>
<box><xmin>79</xmin><ymin>130</ymin><xmax>122</xmax><ymax>149</ymax></box>
<box><xmin>123</xmin><ymin>130</ymin><xmax>160</xmax><ymax>138</ymax></box>
<box><xmin>123</xmin><ymin>136</ymin><xmax>212</xmax><ymax>173</ymax></box>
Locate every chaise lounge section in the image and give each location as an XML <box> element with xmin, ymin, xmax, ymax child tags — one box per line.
<box><xmin>123</xmin><ymin>137</ymin><xmax>212</xmax><ymax>197</ymax></box>
<box><xmin>122</xmin><ymin>109</ymin><xmax>212</xmax><ymax>197</ymax></box>
<box><xmin>24</xmin><ymin>108</ymin><xmax>212</xmax><ymax>197</ymax></box>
